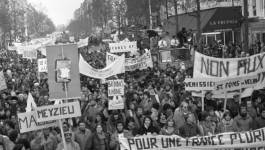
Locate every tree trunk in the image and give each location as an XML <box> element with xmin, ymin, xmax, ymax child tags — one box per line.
<box><xmin>196</xmin><ymin>0</ymin><xmax>202</xmax><ymax>51</ymax></box>
<box><xmin>243</xmin><ymin>0</ymin><xmax>249</xmax><ymax>52</ymax></box>
<box><xmin>174</xmin><ymin>0</ymin><xmax>179</xmax><ymax>35</ymax></box>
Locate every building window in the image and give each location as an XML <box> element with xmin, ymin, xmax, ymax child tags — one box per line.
<box><xmin>253</xmin><ymin>0</ymin><xmax>257</xmax><ymax>16</ymax></box>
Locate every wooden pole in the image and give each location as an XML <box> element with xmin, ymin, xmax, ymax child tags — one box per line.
<box><xmin>202</xmin><ymin>91</ymin><xmax>205</xmax><ymax>111</ymax></box>
<box><xmin>224</xmin><ymin>91</ymin><xmax>227</xmax><ymax>112</ymax></box>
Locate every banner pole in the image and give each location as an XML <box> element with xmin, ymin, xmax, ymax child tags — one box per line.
<box><xmin>224</xmin><ymin>91</ymin><xmax>227</xmax><ymax>112</ymax></box>
<box><xmin>202</xmin><ymin>91</ymin><xmax>205</xmax><ymax>111</ymax></box>
<box><xmin>58</xmin><ymin>82</ymin><xmax>68</xmax><ymax>150</ymax></box>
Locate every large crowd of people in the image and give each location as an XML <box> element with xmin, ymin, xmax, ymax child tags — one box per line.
<box><xmin>0</xmin><ymin>31</ymin><xmax>263</xmax><ymax>150</ymax></box>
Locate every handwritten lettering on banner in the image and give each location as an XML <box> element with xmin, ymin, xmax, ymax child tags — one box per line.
<box><xmin>215</xmin><ymin>75</ymin><xmax>259</xmax><ymax>93</ymax></box>
<box><xmin>35</xmin><ymin>101</ymin><xmax>81</xmax><ymax>122</ymax></box>
<box><xmin>193</xmin><ymin>51</ymin><xmax>265</xmax><ymax>96</ymax></box>
<box><xmin>17</xmin><ymin>111</ymin><xmax>58</xmax><ymax>133</ymax></box>
<box><xmin>38</xmin><ymin>58</ymin><xmax>47</xmax><ymax>72</ymax></box>
<box><xmin>184</xmin><ymin>78</ymin><xmax>216</xmax><ymax>91</ymax></box>
<box><xmin>119</xmin><ymin>127</ymin><xmax>265</xmax><ymax>150</ymax></box>
<box><xmin>194</xmin><ymin>51</ymin><xmax>265</xmax><ymax>78</ymax></box>
<box><xmin>109</xmin><ymin>41</ymin><xmax>137</xmax><ymax>53</ymax></box>
<box><xmin>106</xmin><ymin>51</ymin><xmax>153</xmax><ymax>71</ymax></box>
<box><xmin>23</xmin><ymin>50</ymin><xmax>37</xmax><ymax>59</ymax></box>
<box><xmin>108</xmin><ymin>79</ymin><xmax>124</xmax><ymax>96</ymax></box>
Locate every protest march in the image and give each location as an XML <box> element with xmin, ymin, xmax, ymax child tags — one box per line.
<box><xmin>1</xmin><ymin>0</ymin><xmax>265</xmax><ymax>150</ymax></box>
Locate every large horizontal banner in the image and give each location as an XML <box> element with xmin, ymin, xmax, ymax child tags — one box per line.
<box><xmin>215</xmin><ymin>75</ymin><xmax>259</xmax><ymax>93</ymax></box>
<box><xmin>106</xmin><ymin>51</ymin><xmax>153</xmax><ymax>71</ymax></box>
<box><xmin>17</xmin><ymin>111</ymin><xmax>58</xmax><ymax>133</ymax></box>
<box><xmin>35</xmin><ymin>101</ymin><xmax>81</xmax><ymax>122</ymax></box>
<box><xmin>120</xmin><ymin>127</ymin><xmax>265</xmax><ymax>150</ymax></box>
<box><xmin>193</xmin><ymin>51</ymin><xmax>265</xmax><ymax>96</ymax></box>
<box><xmin>184</xmin><ymin>78</ymin><xmax>216</xmax><ymax>91</ymax></box>
<box><xmin>109</xmin><ymin>41</ymin><xmax>137</xmax><ymax>53</ymax></box>
<box><xmin>108</xmin><ymin>79</ymin><xmax>124</xmax><ymax>96</ymax></box>
<box><xmin>194</xmin><ymin>51</ymin><xmax>265</xmax><ymax>78</ymax></box>
<box><xmin>80</xmin><ymin>54</ymin><xmax>125</xmax><ymax>79</ymax></box>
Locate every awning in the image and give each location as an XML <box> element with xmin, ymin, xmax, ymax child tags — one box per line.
<box><xmin>164</xmin><ymin>6</ymin><xmax>242</xmax><ymax>35</ymax></box>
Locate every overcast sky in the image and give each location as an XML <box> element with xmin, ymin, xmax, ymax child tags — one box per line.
<box><xmin>28</xmin><ymin>0</ymin><xmax>83</xmax><ymax>26</ymax></box>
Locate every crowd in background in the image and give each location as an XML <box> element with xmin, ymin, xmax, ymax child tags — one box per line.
<box><xmin>0</xmin><ymin>30</ymin><xmax>263</xmax><ymax>150</ymax></box>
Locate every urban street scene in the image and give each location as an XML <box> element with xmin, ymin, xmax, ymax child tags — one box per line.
<box><xmin>0</xmin><ymin>0</ymin><xmax>265</xmax><ymax>149</ymax></box>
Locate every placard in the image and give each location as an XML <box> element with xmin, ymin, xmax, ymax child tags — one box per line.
<box><xmin>35</xmin><ymin>101</ymin><xmax>81</xmax><ymax>122</ymax></box>
<box><xmin>109</xmin><ymin>41</ymin><xmax>137</xmax><ymax>53</ymax></box>
<box><xmin>46</xmin><ymin>44</ymin><xmax>81</xmax><ymax>100</ymax></box>
<box><xmin>17</xmin><ymin>111</ymin><xmax>58</xmax><ymax>133</ymax></box>
<box><xmin>108</xmin><ymin>96</ymin><xmax>124</xmax><ymax>110</ymax></box>
<box><xmin>108</xmin><ymin>79</ymin><xmax>124</xmax><ymax>96</ymax></box>
<box><xmin>0</xmin><ymin>71</ymin><xmax>7</xmax><ymax>91</ymax></box>
<box><xmin>38</xmin><ymin>58</ymin><xmax>47</xmax><ymax>72</ymax></box>
<box><xmin>119</xmin><ymin>127</ymin><xmax>265</xmax><ymax>150</ymax></box>
<box><xmin>23</xmin><ymin>50</ymin><xmax>37</xmax><ymax>59</ymax></box>
<box><xmin>184</xmin><ymin>78</ymin><xmax>216</xmax><ymax>91</ymax></box>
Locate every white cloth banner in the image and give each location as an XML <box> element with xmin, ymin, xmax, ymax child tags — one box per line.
<box><xmin>120</xmin><ymin>127</ymin><xmax>265</xmax><ymax>150</ymax></box>
<box><xmin>106</xmin><ymin>51</ymin><xmax>153</xmax><ymax>71</ymax></box>
<box><xmin>193</xmin><ymin>51</ymin><xmax>265</xmax><ymax>97</ymax></box>
<box><xmin>35</xmin><ymin>101</ymin><xmax>81</xmax><ymax>122</ymax></box>
<box><xmin>215</xmin><ymin>75</ymin><xmax>258</xmax><ymax>93</ymax></box>
<box><xmin>78</xmin><ymin>37</ymin><xmax>88</xmax><ymax>48</ymax></box>
<box><xmin>108</xmin><ymin>79</ymin><xmax>124</xmax><ymax>96</ymax></box>
<box><xmin>37</xmin><ymin>58</ymin><xmax>47</xmax><ymax>72</ymax></box>
<box><xmin>184</xmin><ymin>78</ymin><xmax>216</xmax><ymax>91</ymax></box>
<box><xmin>79</xmin><ymin>54</ymin><xmax>125</xmax><ymax>79</ymax></box>
<box><xmin>17</xmin><ymin>111</ymin><xmax>58</xmax><ymax>133</ymax></box>
<box><xmin>109</xmin><ymin>41</ymin><xmax>137</xmax><ymax>53</ymax></box>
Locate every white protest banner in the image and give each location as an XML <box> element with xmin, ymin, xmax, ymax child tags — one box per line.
<box><xmin>106</xmin><ymin>51</ymin><xmax>153</xmax><ymax>71</ymax></box>
<box><xmin>120</xmin><ymin>127</ymin><xmax>265</xmax><ymax>150</ymax></box>
<box><xmin>109</xmin><ymin>41</ymin><xmax>137</xmax><ymax>53</ymax></box>
<box><xmin>35</xmin><ymin>101</ymin><xmax>81</xmax><ymax>122</ymax></box>
<box><xmin>17</xmin><ymin>111</ymin><xmax>58</xmax><ymax>133</ymax></box>
<box><xmin>108</xmin><ymin>79</ymin><xmax>124</xmax><ymax>96</ymax></box>
<box><xmin>108</xmin><ymin>96</ymin><xmax>124</xmax><ymax>110</ymax></box>
<box><xmin>194</xmin><ymin>51</ymin><xmax>265</xmax><ymax>78</ymax></box>
<box><xmin>23</xmin><ymin>50</ymin><xmax>37</xmax><ymax>59</ymax></box>
<box><xmin>37</xmin><ymin>58</ymin><xmax>47</xmax><ymax>72</ymax></box>
<box><xmin>0</xmin><ymin>71</ymin><xmax>7</xmax><ymax>91</ymax></box>
<box><xmin>80</xmin><ymin>54</ymin><xmax>125</xmax><ymax>79</ymax></box>
<box><xmin>193</xmin><ymin>51</ymin><xmax>265</xmax><ymax>97</ymax></box>
<box><xmin>184</xmin><ymin>78</ymin><xmax>216</xmax><ymax>91</ymax></box>
<box><xmin>106</xmin><ymin>52</ymin><xmax>118</xmax><ymax>66</ymax></box>
<box><xmin>78</xmin><ymin>37</ymin><xmax>88</xmax><ymax>48</ymax></box>
<box><xmin>215</xmin><ymin>75</ymin><xmax>259</xmax><ymax>93</ymax></box>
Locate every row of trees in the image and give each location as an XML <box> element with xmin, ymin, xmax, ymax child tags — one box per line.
<box><xmin>0</xmin><ymin>0</ymin><xmax>55</xmax><ymax>48</ymax></box>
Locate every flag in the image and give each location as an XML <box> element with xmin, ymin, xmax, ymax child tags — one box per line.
<box><xmin>26</xmin><ymin>93</ymin><xmax>37</xmax><ymax>112</ymax></box>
